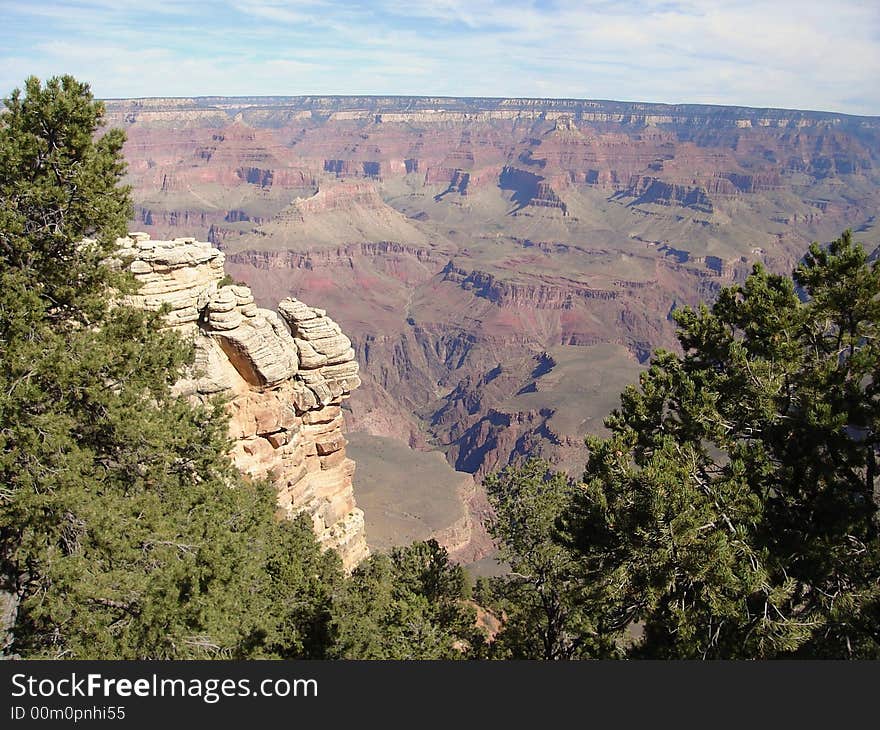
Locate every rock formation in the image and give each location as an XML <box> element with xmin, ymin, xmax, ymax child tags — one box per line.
<box><xmin>115</xmin><ymin>232</ymin><xmax>369</xmax><ymax>571</ymax></box>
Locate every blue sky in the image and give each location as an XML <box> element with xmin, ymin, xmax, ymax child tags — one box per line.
<box><xmin>2</xmin><ymin>1</ymin><xmax>879</xmax><ymax>115</ymax></box>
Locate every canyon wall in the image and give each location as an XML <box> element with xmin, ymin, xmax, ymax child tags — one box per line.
<box><xmin>115</xmin><ymin>233</ymin><xmax>369</xmax><ymax>571</ymax></box>
<box><xmin>106</xmin><ymin>96</ymin><xmax>880</xmax><ymax>564</ymax></box>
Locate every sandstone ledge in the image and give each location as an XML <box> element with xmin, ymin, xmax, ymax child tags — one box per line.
<box><xmin>116</xmin><ymin>233</ymin><xmax>369</xmax><ymax>571</ymax></box>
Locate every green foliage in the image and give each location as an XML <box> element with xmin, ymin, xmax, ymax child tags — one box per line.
<box><xmin>482</xmin><ymin>460</ymin><xmax>619</xmax><ymax>659</ymax></box>
<box><xmin>0</xmin><ymin>76</ymin><xmax>340</xmax><ymax>658</ymax></box>
<box><xmin>216</xmin><ymin>274</ymin><xmax>248</xmax><ymax>288</ymax></box>
<box><xmin>0</xmin><ymin>75</ymin><xmax>131</xmax><ymax>324</ymax></box>
<box><xmin>329</xmin><ymin>540</ymin><xmax>483</xmax><ymax>659</ymax></box>
<box><xmin>566</xmin><ymin>230</ymin><xmax>880</xmax><ymax>658</ymax></box>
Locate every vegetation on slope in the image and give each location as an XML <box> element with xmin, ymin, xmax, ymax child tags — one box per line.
<box><xmin>485</xmin><ymin>230</ymin><xmax>880</xmax><ymax>658</ymax></box>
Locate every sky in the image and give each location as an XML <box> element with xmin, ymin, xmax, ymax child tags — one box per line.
<box><xmin>2</xmin><ymin>1</ymin><xmax>879</xmax><ymax>115</ymax></box>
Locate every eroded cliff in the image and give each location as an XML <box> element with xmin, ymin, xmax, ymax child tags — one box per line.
<box><xmin>115</xmin><ymin>233</ymin><xmax>369</xmax><ymax>571</ymax></box>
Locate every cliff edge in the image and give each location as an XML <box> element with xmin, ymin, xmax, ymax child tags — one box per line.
<box><xmin>115</xmin><ymin>232</ymin><xmax>369</xmax><ymax>571</ymax></box>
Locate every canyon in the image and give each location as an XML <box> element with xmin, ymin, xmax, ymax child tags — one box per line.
<box><xmin>106</xmin><ymin>96</ymin><xmax>880</xmax><ymax>567</ymax></box>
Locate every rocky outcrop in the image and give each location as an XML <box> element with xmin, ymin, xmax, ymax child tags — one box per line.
<box><xmin>441</xmin><ymin>263</ymin><xmax>626</xmax><ymax>307</ymax></box>
<box><xmin>324</xmin><ymin>160</ymin><xmax>384</xmax><ymax>179</ymax></box>
<box><xmin>280</xmin><ymin>182</ymin><xmax>388</xmax><ymax>217</ymax></box>
<box><xmin>115</xmin><ymin>233</ymin><xmax>369</xmax><ymax>571</ymax></box>
<box><xmin>622</xmin><ymin>175</ymin><xmax>714</xmax><ymax>213</ymax></box>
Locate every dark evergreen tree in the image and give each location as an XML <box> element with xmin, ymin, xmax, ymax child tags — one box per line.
<box><xmin>0</xmin><ymin>75</ymin><xmax>131</xmax><ymax>324</ymax></box>
<box><xmin>329</xmin><ymin>540</ymin><xmax>483</xmax><ymax>659</ymax></box>
<box><xmin>481</xmin><ymin>460</ymin><xmax>619</xmax><ymax>659</ymax></box>
<box><xmin>565</xmin><ymin>230</ymin><xmax>880</xmax><ymax>658</ymax></box>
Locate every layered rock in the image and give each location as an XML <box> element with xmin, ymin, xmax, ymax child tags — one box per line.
<box><xmin>108</xmin><ymin>95</ymin><xmax>880</xmax><ymax>541</ymax></box>
<box><xmin>115</xmin><ymin>233</ymin><xmax>369</xmax><ymax>571</ymax></box>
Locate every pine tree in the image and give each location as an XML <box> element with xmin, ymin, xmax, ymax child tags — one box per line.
<box><xmin>329</xmin><ymin>540</ymin><xmax>483</xmax><ymax>659</ymax></box>
<box><xmin>482</xmin><ymin>460</ymin><xmax>619</xmax><ymax>659</ymax></box>
<box><xmin>565</xmin><ymin>231</ymin><xmax>880</xmax><ymax>658</ymax></box>
<box><xmin>0</xmin><ymin>75</ymin><xmax>131</xmax><ymax>324</ymax></box>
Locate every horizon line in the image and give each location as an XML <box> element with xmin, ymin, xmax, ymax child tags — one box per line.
<box><xmin>97</xmin><ymin>93</ymin><xmax>880</xmax><ymax>121</ymax></box>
